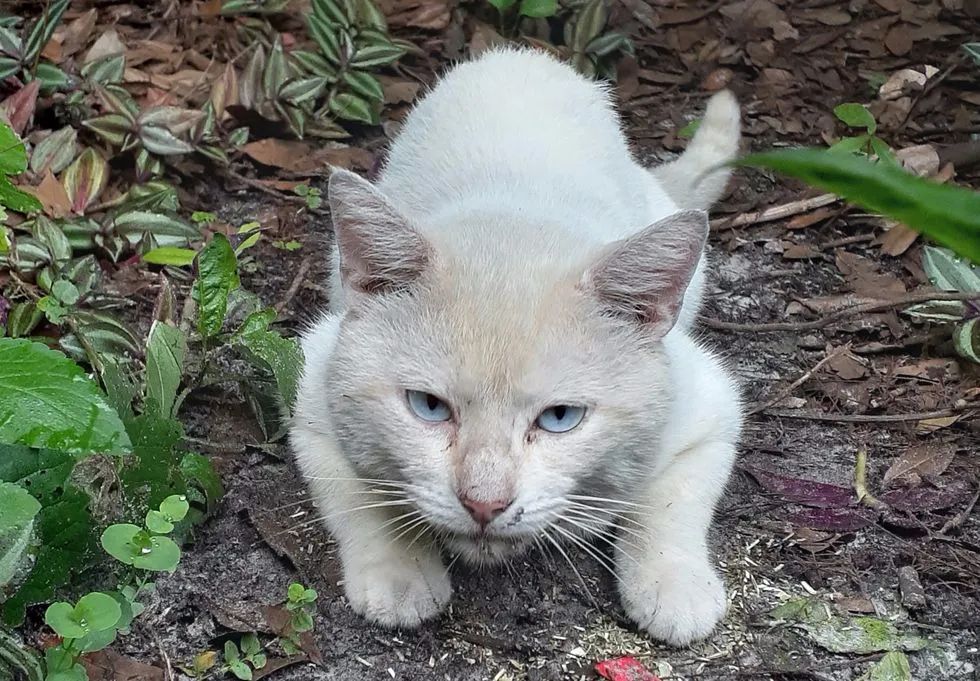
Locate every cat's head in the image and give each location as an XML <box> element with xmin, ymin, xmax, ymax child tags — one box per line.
<box><xmin>321</xmin><ymin>169</ymin><xmax>707</xmax><ymax>565</ymax></box>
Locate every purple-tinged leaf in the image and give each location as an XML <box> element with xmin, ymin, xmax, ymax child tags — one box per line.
<box><xmin>787</xmin><ymin>507</ymin><xmax>875</xmax><ymax>532</ymax></box>
<box><xmin>881</xmin><ymin>479</ymin><xmax>970</xmax><ymax>513</ymax></box>
<box><xmin>741</xmin><ymin>465</ymin><xmax>854</xmax><ymax>508</ymax></box>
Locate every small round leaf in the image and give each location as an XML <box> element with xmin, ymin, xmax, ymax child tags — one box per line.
<box><xmin>159</xmin><ymin>494</ymin><xmax>189</xmax><ymax>522</ymax></box>
<box><xmin>100</xmin><ymin>523</ymin><xmax>143</xmax><ymax>565</ymax></box>
<box><xmin>44</xmin><ymin>602</ymin><xmax>86</xmax><ymax>639</ymax></box>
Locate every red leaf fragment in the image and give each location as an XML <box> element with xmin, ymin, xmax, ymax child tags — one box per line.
<box><xmin>741</xmin><ymin>465</ymin><xmax>855</xmax><ymax>508</ymax></box>
<box><xmin>595</xmin><ymin>656</ymin><xmax>661</xmax><ymax>681</ymax></box>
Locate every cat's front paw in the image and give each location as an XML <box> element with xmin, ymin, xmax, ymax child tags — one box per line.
<box><xmin>618</xmin><ymin>554</ymin><xmax>726</xmax><ymax>646</ymax></box>
<box><xmin>342</xmin><ymin>549</ymin><xmax>452</xmax><ymax>628</ymax></box>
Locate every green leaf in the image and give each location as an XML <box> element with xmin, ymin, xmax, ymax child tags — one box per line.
<box><xmin>921</xmin><ymin>246</ymin><xmax>980</xmax><ymax>292</ymax></box>
<box><xmin>519</xmin><ymin>0</ymin><xmax>557</xmax><ymax>17</ymax></box>
<box><xmin>828</xmin><ymin>134</ymin><xmax>870</xmax><ymax>154</ymax></box>
<box><xmin>0</xmin><ymin>339</ymin><xmax>131</xmax><ymax>455</ymax></box>
<box><xmin>195</xmin><ymin>234</ymin><xmax>239</xmax><ymax>338</ymax></box>
<box><xmin>328</xmin><ymin>92</ymin><xmax>377</xmax><ymax>125</ymax></box>
<box><xmin>138</xmin><ymin>125</ymin><xmax>194</xmax><ymax>156</ymax></box>
<box><xmin>100</xmin><ymin>525</ymin><xmax>180</xmax><ymax>572</ymax></box>
<box><xmin>179</xmin><ymin>453</ymin><xmax>223</xmax><ymax>513</ymax></box>
<box><xmin>0</xmin><ymin>482</ymin><xmax>40</xmax><ymax>593</ymax></box>
<box><xmin>62</xmin><ymin>148</ymin><xmax>108</xmax><ymax>214</ymax></box>
<box><xmin>964</xmin><ymin>42</ymin><xmax>980</xmax><ymax>66</ymax></box>
<box><xmin>902</xmin><ymin>299</ymin><xmax>967</xmax><ymax>322</ymax></box>
<box><xmin>312</xmin><ymin>0</ymin><xmax>351</xmax><ymax>27</ymax></box>
<box><xmin>0</xmin><ymin>27</ymin><xmax>23</xmax><ymax>59</ymax></box>
<box><xmin>30</xmin><ymin>127</ymin><xmax>77</xmax><ymax>175</ymax></box>
<box><xmin>0</xmin><ymin>626</ymin><xmax>44</xmax><ymax>681</ymax></box>
<box><xmin>307</xmin><ymin>14</ymin><xmax>342</xmax><ymax>64</ymax></box>
<box><xmin>263</xmin><ymin>37</ymin><xmax>289</xmax><ymax>103</ymax></box>
<box><xmin>860</xmin><ymin>651</ymin><xmax>911</xmax><ymax>681</ymax></box>
<box><xmin>342</xmin><ymin>70</ymin><xmax>383</xmax><ymax>102</ymax></box>
<box><xmin>224</xmin><ymin>640</ymin><xmax>240</xmax><ymax>662</ymax></box>
<box><xmin>0</xmin><ymin>57</ymin><xmax>19</xmax><ymax>81</ymax></box>
<box><xmin>585</xmin><ymin>31</ymin><xmax>630</xmax><ymax>57</ymax></box>
<box><xmin>289</xmin><ymin>50</ymin><xmax>338</xmax><ymax>79</ymax></box>
<box><xmin>279</xmin><ymin>76</ymin><xmax>329</xmax><ymax>104</ymax></box>
<box><xmin>81</xmin><ymin>54</ymin><xmax>125</xmax><ymax>85</ymax></box>
<box><xmin>0</xmin><ymin>121</ymin><xmax>28</xmax><ymax>175</ymax></box>
<box><xmin>677</xmin><ymin>119</ymin><xmax>701</xmax><ymax>139</ymax></box>
<box><xmin>118</xmin><ymin>413</ymin><xmax>185</xmax><ymax>512</ymax></box>
<box><xmin>240</xmin><ymin>45</ymin><xmax>266</xmax><ymax>110</ymax></box>
<box><xmin>33</xmin><ymin>62</ymin><xmax>70</xmax><ymax>92</ymax></box>
<box><xmin>145</xmin><ymin>322</ymin><xmax>186</xmax><ymax>420</ymax></box>
<box><xmin>23</xmin><ymin>0</ymin><xmax>69</xmax><ymax>63</ymax></box>
<box><xmin>571</xmin><ymin>0</ymin><xmax>608</xmax><ymax>52</ymax></box>
<box><xmin>240</xmin><ymin>633</ymin><xmax>260</xmax><ymax>656</ymax></box>
<box><xmin>869</xmin><ymin>136</ymin><xmax>898</xmax><ymax>168</ymax></box>
<box><xmin>349</xmin><ymin>44</ymin><xmax>405</xmax><ymax>68</ymax></box>
<box><xmin>734</xmin><ymin>149</ymin><xmax>980</xmax><ymax>262</ymax></box>
<box><xmin>142</xmin><ymin>247</ymin><xmax>197</xmax><ymax>266</ymax></box>
<box><xmin>287</xmin><ymin>582</ymin><xmax>305</xmax><ymax>602</ymax></box>
<box><xmin>159</xmin><ymin>494</ymin><xmax>189</xmax><ymax>522</ymax></box>
<box><xmin>953</xmin><ymin>318</ymin><xmax>979</xmax><ymax>364</ymax></box>
<box><xmin>0</xmin><ymin>446</ymin><xmax>97</xmax><ymax>626</ymax></box>
<box><xmin>834</xmin><ymin>103</ymin><xmax>877</xmax><ymax>133</ymax></box>
<box><xmin>0</xmin><ymin>176</ymin><xmax>42</xmax><ymax>214</ymax></box>
<box><xmin>73</xmin><ymin>592</ymin><xmax>121</xmax><ymax>632</ymax></box>
<box><xmin>232</xmin><ymin>310</ymin><xmax>303</xmax><ymax>415</ymax></box>
<box><xmin>44</xmin><ymin>602</ymin><xmax>85</xmax><ymax>638</ymax></box>
<box><xmin>62</xmin><ymin>309</ymin><xmax>140</xmax><ymax>362</ymax></box>
<box><xmin>488</xmin><ymin>0</ymin><xmax>518</xmax><ymax>10</ymax></box>
<box><xmin>111</xmin><ymin>210</ymin><xmax>198</xmax><ymax>241</ymax></box>
<box><xmin>144</xmin><ymin>510</ymin><xmax>173</xmax><ymax>534</ymax></box>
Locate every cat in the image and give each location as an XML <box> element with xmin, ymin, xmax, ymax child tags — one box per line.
<box><xmin>290</xmin><ymin>46</ymin><xmax>742</xmax><ymax>646</ymax></box>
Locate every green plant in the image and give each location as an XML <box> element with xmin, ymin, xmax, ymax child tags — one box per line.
<box><xmin>483</xmin><ymin>0</ymin><xmax>632</xmax><ymax>80</ymax></box>
<box><xmin>829</xmin><ymin>103</ymin><xmax>897</xmax><ymax>166</ymax></box>
<box><xmin>0</xmin><ymin>123</ymin><xmax>43</xmax><ymax>215</ymax></box>
<box><xmin>734</xmin><ymin>149</ymin><xmax>980</xmax><ymax>262</ymax></box>
<box><xmin>0</xmin><ymin>1</ymin><xmax>70</xmax><ymax>92</ymax></box>
<box><xmin>278</xmin><ymin>582</ymin><xmax>318</xmax><ymax>656</ymax></box>
<box><xmin>41</xmin><ymin>494</ymin><xmax>188</xmax><ymax>681</ymax></box>
<box><xmin>222</xmin><ymin>634</ymin><xmax>267</xmax><ymax>680</ymax></box>
<box><xmin>902</xmin><ymin>246</ymin><xmax>980</xmax><ymax>363</ymax></box>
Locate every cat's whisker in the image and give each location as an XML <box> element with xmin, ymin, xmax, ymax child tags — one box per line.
<box><xmin>404</xmin><ymin>521</ymin><xmax>432</xmax><ymax>553</ymax></box>
<box><xmin>540</xmin><ymin>527</ymin><xmax>600</xmax><ymax>609</ymax></box>
<box><xmin>564</xmin><ymin>500</ymin><xmax>647</xmax><ymax>530</ymax></box>
<box><xmin>301</xmin><ymin>476</ymin><xmax>410</xmax><ymax>488</ymax></box>
<box><xmin>370</xmin><ymin>509</ymin><xmax>423</xmax><ymax>540</ymax></box>
<box><xmin>567</xmin><ymin>494</ymin><xmax>657</xmax><ymax>511</ymax></box>
<box><xmin>389</xmin><ymin>514</ymin><xmax>432</xmax><ymax>546</ymax></box>
<box><xmin>563</xmin><ymin>505</ymin><xmax>648</xmax><ymax>543</ymax></box>
<box><xmin>251</xmin><ymin>496</ymin><xmax>314</xmax><ymax>514</ymax></box>
<box><xmin>556</xmin><ymin>513</ymin><xmax>644</xmax><ymax>563</ymax></box>
<box><xmin>549</xmin><ymin>521</ymin><xmax>623</xmax><ymax>581</ymax></box>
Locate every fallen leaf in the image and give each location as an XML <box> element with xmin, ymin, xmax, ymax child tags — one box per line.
<box><xmin>787</xmin><ymin>507</ymin><xmax>875</xmax><ymax>532</ymax></box>
<box><xmin>884</xmin><ymin>25</ymin><xmax>914</xmax><ymax>55</ymax></box>
<box><xmin>84</xmin><ymin>29</ymin><xmax>126</xmax><ymax>64</ymax></box>
<box><xmin>915</xmin><ymin>415</ymin><xmax>961</xmax><ymax>433</ymax></box>
<box><xmin>895</xmin><ymin>144</ymin><xmax>940</xmax><ymax>177</ymax></box>
<box><xmin>595</xmin><ymin>656</ymin><xmax>661</xmax><ymax>681</ymax></box>
<box><xmin>783</xmin><ymin>243</ymin><xmax>821</xmax><ymax>259</ymax></box>
<box><xmin>881</xmin><ymin>479</ymin><xmax>970</xmax><ymax>512</ymax></box>
<box><xmin>876</xmin><ymin>222</ymin><xmax>919</xmax><ymax>256</ymax></box>
<box><xmin>826</xmin><ymin>349</ymin><xmax>869</xmax><ymax>380</ymax></box>
<box><xmin>883</xmin><ymin>443</ymin><xmax>955</xmax><ymax>486</ymax></box>
<box><xmin>242</xmin><ymin>139</ymin><xmax>319</xmax><ymax>173</ymax></box>
<box><xmin>82</xmin><ymin>649</ymin><xmax>164</xmax><ymax>681</ymax></box>
<box><xmin>741</xmin><ymin>465</ymin><xmax>854</xmax><ymax>508</ymax></box>
<box><xmin>35</xmin><ymin>170</ymin><xmax>72</xmax><ymax>219</ymax></box>
<box><xmin>379</xmin><ymin>76</ymin><xmax>421</xmax><ymax>106</ymax></box>
<box><xmin>786</xmin><ymin>207</ymin><xmax>835</xmax><ymax>230</ymax></box>
<box><xmin>0</xmin><ymin>81</ymin><xmax>40</xmax><ymax>135</ymax></box>
<box><xmin>878</xmin><ymin>68</ymin><xmax>928</xmax><ymax>100</ymax></box>
<box><xmin>834</xmin><ymin>251</ymin><xmax>906</xmax><ymax>298</ymax></box>
<box><xmin>59</xmin><ymin>9</ymin><xmax>98</xmax><ymax>58</ymax></box>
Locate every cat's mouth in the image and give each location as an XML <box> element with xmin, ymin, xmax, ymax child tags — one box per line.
<box><xmin>442</xmin><ymin>530</ymin><xmax>532</xmax><ymax>565</ymax></box>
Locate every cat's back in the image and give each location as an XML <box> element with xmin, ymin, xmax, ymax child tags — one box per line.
<box><xmin>377</xmin><ymin>47</ymin><xmax>643</xmax><ymax>220</ymax></box>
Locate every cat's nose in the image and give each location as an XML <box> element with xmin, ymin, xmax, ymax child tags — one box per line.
<box><xmin>459</xmin><ymin>496</ymin><xmax>512</xmax><ymax>527</ymax></box>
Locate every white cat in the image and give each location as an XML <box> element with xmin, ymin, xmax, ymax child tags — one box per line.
<box><xmin>290</xmin><ymin>47</ymin><xmax>743</xmax><ymax>646</ymax></box>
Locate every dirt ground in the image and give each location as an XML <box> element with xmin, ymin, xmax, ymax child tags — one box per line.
<box><xmin>88</xmin><ymin>1</ymin><xmax>980</xmax><ymax>679</ymax></box>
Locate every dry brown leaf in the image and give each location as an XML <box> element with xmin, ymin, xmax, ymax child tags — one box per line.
<box><xmin>35</xmin><ymin>171</ymin><xmax>72</xmax><ymax>219</ymax></box>
<box><xmin>876</xmin><ymin>222</ymin><xmax>919</xmax><ymax>256</ymax></box>
<box><xmin>896</xmin><ymin>144</ymin><xmax>940</xmax><ymax>177</ymax></box>
<box><xmin>826</xmin><ymin>350</ymin><xmax>869</xmax><ymax>380</ymax></box>
<box><xmin>469</xmin><ymin>21</ymin><xmax>506</xmax><ymax>57</ymax></box>
<box><xmin>82</xmin><ymin>649</ymin><xmax>164</xmax><ymax>681</ymax></box>
<box><xmin>883</xmin><ymin>444</ymin><xmax>955</xmax><ymax>487</ymax></box>
<box><xmin>84</xmin><ymin>29</ymin><xmax>126</xmax><ymax>64</ymax></box>
<box><xmin>806</xmin><ymin>8</ymin><xmax>853</xmax><ymax>25</ymax></box>
<box><xmin>379</xmin><ymin>75</ymin><xmax>421</xmax><ymax>105</ymax></box>
<box><xmin>783</xmin><ymin>243</ymin><xmax>821</xmax><ymax>259</ymax></box>
<box><xmin>834</xmin><ymin>251</ymin><xmax>906</xmax><ymax>297</ymax></box>
<box><xmin>58</xmin><ymin>9</ymin><xmax>98</xmax><ymax>59</ymax></box>
<box><xmin>786</xmin><ymin>207</ymin><xmax>835</xmax><ymax>230</ymax></box>
<box><xmin>884</xmin><ymin>25</ymin><xmax>914</xmax><ymax>55</ymax></box>
<box><xmin>916</xmin><ymin>415</ymin><xmax>962</xmax><ymax>434</ymax></box>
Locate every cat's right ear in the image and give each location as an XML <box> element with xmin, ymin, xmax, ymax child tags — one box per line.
<box><xmin>328</xmin><ymin>168</ymin><xmax>432</xmax><ymax>295</ymax></box>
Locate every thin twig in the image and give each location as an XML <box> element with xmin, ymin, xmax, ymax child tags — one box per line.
<box><xmin>701</xmin><ymin>290</ymin><xmax>978</xmax><ymax>333</ymax></box>
<box><xmin>940</xmin><ymin>485</ymin><xmax>980</xmax><ymax>535</ymax></box>
<box><xmin>854</xmin><ymin>450</ymin><xmax>887</xmax><ymax>511</ymax></box>
<box><xmin>762</xmin><ymin>407</ymin><xmax>971</xmax><ymax>424</ymax></box>
<box><xmin>747</xmin><ymin>344</ymin><xmax>850</xmax><ymax>416</ymax></box>
<box><xmin>225</xmin><ymin>168</ymin><xmax>329</xmax><ymax>216</ymax></box>
<box><xmin>275</xmin><ymin>254</ymin><xmax>314</xmax><ymax>313</ymax></box>
<box><xmin>710</xmin><ymin>193</ymin><xmax>838</xmax><ymax>231</ymax></box>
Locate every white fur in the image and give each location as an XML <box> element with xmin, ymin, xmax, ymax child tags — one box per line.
<box><xmin>291</xmin><ymin>47</ymin><xmax>743</xmax><ymax>645</ymax></box>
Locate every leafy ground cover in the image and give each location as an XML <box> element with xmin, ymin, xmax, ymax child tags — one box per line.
<box><xmin>1</xmin><ymin>0</ymin><xmax>979</xmax><ymax>679</ymax></box>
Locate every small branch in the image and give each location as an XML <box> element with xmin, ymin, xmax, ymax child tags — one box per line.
<box><xmin>854</xmin><ymin>450</ymin><xmax>888</xmax><ymax>511</ymax></box>
<box><xmin>940</xmin><ymin>485</ymin><xmax>980</xmax><ymax>535</ymax></box>
<box><xmin>747</xmin><ymin>344</ymin><xmax>851</xmax><ymax>416</ymax></box>
<box><xmin>710</xmin><ymin>193</ymin><xmax>839</xmax><ymax>231</ymax></box>
<box><xmin>762</xmin><ymin>407</ymin><xmax>971</xmax><ymax>424</ymax></box>
<box><xmin>275</xmin><ymin>254</ymin><xmax>314</xmax><ymax>314</ymax></box>
<box><xmin>701</xmin><ymin>290</ymin><xmax>978</xmax><ymax>333</ymax></box>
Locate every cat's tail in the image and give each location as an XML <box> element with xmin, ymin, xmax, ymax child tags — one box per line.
<box><xmin>651</xmin><ymin>90</ymin><xmax>741</xmax><ymax>211</ymax></box>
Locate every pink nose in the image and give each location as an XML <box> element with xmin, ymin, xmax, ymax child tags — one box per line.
<box><xmin>459</xmin><ymin>496</ymin><xmax>512</xmax><ymax>527</ymax></box>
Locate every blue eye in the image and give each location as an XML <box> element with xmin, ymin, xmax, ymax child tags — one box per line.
<box><xmin>535</xmin><ymin>405</ymin><xmax>586</xmax><ymax>433</ymax></box>
<box><xmin>406</xmin><ymin>390</ymin><xmax>452</xmax><ymax>422</ymax></box>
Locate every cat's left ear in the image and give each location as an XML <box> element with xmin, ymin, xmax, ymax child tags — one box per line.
<box><xmin>582</xmin><ymin>210</ymin><xmax>708</xmax><ymax>339</ymax></box>
<box><xmin>328</xmin><ymin>168</ymin><xmax>432</xmax><ymax>294</ymax></box>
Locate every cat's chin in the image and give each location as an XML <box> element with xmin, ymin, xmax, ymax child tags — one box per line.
<box><xmin>443</xmin><ymin>532</ymin><xmax>533</xmax><ymax>567</ymax></box>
